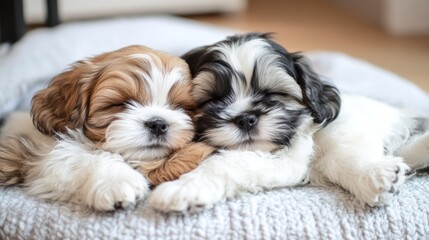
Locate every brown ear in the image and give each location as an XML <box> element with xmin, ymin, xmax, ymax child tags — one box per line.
<box><xmin>31</xmin><ymin>61</ymin><xmax>99</xmax><ymax>135</ymax></box>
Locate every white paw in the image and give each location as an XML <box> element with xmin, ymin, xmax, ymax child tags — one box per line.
<box><xmin>84</xmin><ymin>161</ymin><xmax>150</xmax><ymax>211</ymax></box>
<box><xmin>354</xmin><ymin>156</ymin><xmax>414</xmax><ymax>206</ymax></box>
<box><xmin>148</xmin><ymin>176</ymin><xmax>224</xmax><ymax>213</ymax></box>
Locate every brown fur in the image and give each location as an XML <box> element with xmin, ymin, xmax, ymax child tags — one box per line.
<box><xmin>32</xmin><ymin>45</ymin><xmax>194</xmax><ymax>142</ymax></box>
<box><xmin>0</xmin><ymin>136</ymin><xmax>40</xmax><ymax>185</ymax></box>
<box><xmin>0</xmin><ymin>135</ymin><xmax>215</xmax><ymax>187</ymax></box>
<box><xmin>139</xmin><ymin>142</ymin><xmax>215</xmax><ymax>186</ymax></box>
<box><xmin>20</xmin><ymin>45</ymin><xmax>209</xmax><ymax>186</ymax></box>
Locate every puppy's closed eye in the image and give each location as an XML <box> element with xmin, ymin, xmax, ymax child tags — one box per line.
<box><xmin>97</xmin><ymin>103</ymin><xmax>126</xmax><ymax>112</ymax></box>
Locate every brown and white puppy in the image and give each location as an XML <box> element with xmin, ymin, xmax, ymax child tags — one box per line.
<box><xmin>0</xmin><ymin>45</ymin><xmax>213</xmax><ymax>210</ymax></box>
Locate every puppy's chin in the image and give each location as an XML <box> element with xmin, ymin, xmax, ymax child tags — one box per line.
<box><xmin>103</xmin><ymin>135</ymin><xmax>190</xmax><ymax>165</ymax></box>
<box><xmin>119</xmin><ymin>146</ymin><xmax>172</xmax><ymax>166</ymax></box>
<box><xmin>229</xmin><ymin>140</ymin><xmax>281</xmax><ymax>152</ymax></box>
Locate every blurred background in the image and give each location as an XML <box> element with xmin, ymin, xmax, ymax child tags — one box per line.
<box><xmin>1</xmin><ymin>0</ymin><xmax>429</xmax><ymax>90</ymax></box>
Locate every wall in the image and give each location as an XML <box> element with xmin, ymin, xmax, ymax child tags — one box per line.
<box><xmin>23</xmin><ymin>0</ymin><xmax>247</xmax><ymax>24</ymax></box>
<box><xmin>331</xmin><ymin>0</ymin><xmax>429</xmax><ymax>35</ymax></box>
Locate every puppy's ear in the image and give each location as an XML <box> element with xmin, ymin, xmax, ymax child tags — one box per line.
<box><xmin>181</xmin><ymin>46</ymin><xmax>210</xmax><ymax>76</ymax></box>
<box><xmin>292</xmin><ymin>53</ymin><xmax>341</xmax><ymax>126</ymax></box>
<box><xmin>31</xmin><ymin>61</ymin><xmax>99</xmax><ymax>135</ymax></box>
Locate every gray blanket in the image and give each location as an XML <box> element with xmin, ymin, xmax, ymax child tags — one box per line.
<box><xmin>1</xmin><ymin>173</ymin><xmax>428</xmax><ymax>239</ymax></box>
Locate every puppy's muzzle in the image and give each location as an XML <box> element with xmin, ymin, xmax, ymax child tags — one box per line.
<box><xmin>145</xmin><ymin>118</ymin><xmax>169</xmax><ymax>136</ymax></box>
<box><xmin>233</xmin><ymin>113</ymin><xmax>258</xmax><ymax>131</ymax></box>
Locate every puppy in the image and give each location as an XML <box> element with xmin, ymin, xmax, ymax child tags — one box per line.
<box><xmin>148</xmin><ymin>33</ymin><xmax>427</xmax><ymax>213</ymax></box>
<box><xmin>0</xmin><ymin>45</ymin><xmax>213</xmax><ymax>210</ymax></box>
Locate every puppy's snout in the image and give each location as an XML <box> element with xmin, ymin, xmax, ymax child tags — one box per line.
<box><xmin>234</xmin><ymin>113</ymin><xmax>258</xmax><ymax>131</ymax></box>
<box><xmin>145</xmin><ymin>118</ymin><xmax>169</xmax><ymax>136</ymax></box>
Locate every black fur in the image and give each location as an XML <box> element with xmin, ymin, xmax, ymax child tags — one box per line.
<box><xmin>291</xmin><ymin>54</ymin><xmax>341</xmax><ymax>126</ymax></box>
<box><xmin>254</xmin><ymin>34</ymin><xmax>341</xmax><ymax>126</ymax></box>
<box><xmin>183</xmin><ymin>33</ymin><xmax>341</xmax><ymax>149</ymax></box>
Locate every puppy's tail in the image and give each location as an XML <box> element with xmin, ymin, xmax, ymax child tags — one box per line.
<box><xmin>0</xmin><ymin>136</ymin><xmax>41</xmax><ymax>185</ymax></box>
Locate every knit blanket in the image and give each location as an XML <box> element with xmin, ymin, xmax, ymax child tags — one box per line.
<box><xmin>1</xmin><ymin>16</ymin><xmax>429</xmax><ymax>239</ymax></box>
<box><xmin>1</xmin><ymin>173</ymin><xmax>428</xmax><ymax>239</ymax></box>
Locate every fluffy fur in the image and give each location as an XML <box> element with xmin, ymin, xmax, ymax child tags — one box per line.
<box><xmin>0</xmin><ymin>45</ymin><xmax>214</xmax><ymax>211</ymax></box>
<box><xmin>148</xmin><ymin>33</ymin><xmax>428</xmax><ymax>213</ymax></box>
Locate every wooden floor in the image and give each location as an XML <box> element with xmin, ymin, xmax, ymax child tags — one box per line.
<box><xmin>186</xmin><ymin>0</ymin><xmax>429</xmax><ymax>92</ymax></box>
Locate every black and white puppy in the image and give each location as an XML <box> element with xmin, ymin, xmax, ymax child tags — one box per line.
<box><xmin>148</xmin><ymin>33</ymin><xmax>427</xmax><ymax>213</ymax></box>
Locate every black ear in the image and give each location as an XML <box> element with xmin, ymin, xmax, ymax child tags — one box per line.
<box><xmin>181</xmin><ymin>46</ymin><xmax>211</xmax><ymax>77</ymax></box>
<box><xmin>292</xmin><ymin>53</ymin><xmax>341</xmax><ymax>126</ymax></box>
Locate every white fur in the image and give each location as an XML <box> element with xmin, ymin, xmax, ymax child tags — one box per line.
<box><xmin>192</xmin><ymin>40</ymin><xmax>302</xmax><ymax>107</ymax></box>
<box><xmin>0</xmin><ymin>54</ymin><xmax>194</xmax><ymax>210</ymax></box>
<box><xmin>397</xmin><ymin>132</ymin><xmax>429</xmax><ymax>170</ymax></box>
<box><xmin>103</xmin><ymin>102</ymin><xmax>193</xmax><ymax>163</ymax></box>
<box><xmin>25</xmin><ymin>133</ymin><xmax>149</xmax><ymax>211</ymax></box>
<box><xmin>148</xmin><ymin>117</ymin><xmax>315</xmax><ymax>212</ymax></box>
<box><xmin>149</xmin><ymin>94</ymin><xmax>424</xmax><ymax>213</ymax></box>
<box><xmin>213</xmin><ymin>39</ymin><xmax>269</xmax><ymax>87</ymax></box>
<box><xmin>310</xmin><ymin>95</ymin><xmax>414</xmax><ymax>206</ymax></box>
<box><xmin>256</xmin><ymin>54</ymin><xmax>302</xmax><ymax>100</ymax></box>
<box><xmin>131</xmin><ymin>54</ymin><xmax>186</xmax><ymax>106</ymax></box>
<box><xmin>212</xmin><ymin>39</ymin><xmax>302</xmax><ymax>99</ymax></box>
<box><xmin>208</xmin><ymin>107</ymin><xmax>298</xmax><ymax>151</ymax></box>
<box><xmin>0</xmin><ymin>114</ymin><xmax>151</xmax><ymax>211</ymax></box>
<box><xmin>148</xmin><ymin>37</ymin><xmax>426</xmax><ymax>213</ymax></box>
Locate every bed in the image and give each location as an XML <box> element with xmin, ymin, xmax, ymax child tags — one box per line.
<box><xmin>1</xmin><ymin>16</ymin><xmax>428</xmax><ymax>239</ymax></box>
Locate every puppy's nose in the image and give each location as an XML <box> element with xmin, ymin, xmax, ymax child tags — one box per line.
<box><xmin>233</xmin><ymin>113</ymin><xmax>258</xmax><ymax>131</ymax></box>
<box><xmin>145</xmin><ymin>118</ymin><xmax>168</xmax><ymax>136</ymax></box>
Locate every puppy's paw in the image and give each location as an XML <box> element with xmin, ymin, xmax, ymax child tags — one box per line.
<box><xmin>148</xmin><ymin>176</ymin><xmax>223</xmax><ymax>213</ymax></box>
<box><xmin>354</xmin><ymin>156</ymin><xmax>413</xmax><ymax>206</ymax></box>
<box><xmin>84</xmin><ymin>161</ymin><xmax>150</xmax><ymax>211</ymax></box>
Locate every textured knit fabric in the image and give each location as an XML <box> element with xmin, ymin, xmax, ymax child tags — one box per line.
<box><xmin>1</xmin><ymin>173</ymin><xmax>428</xmax><ymax>239</ymax></box>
